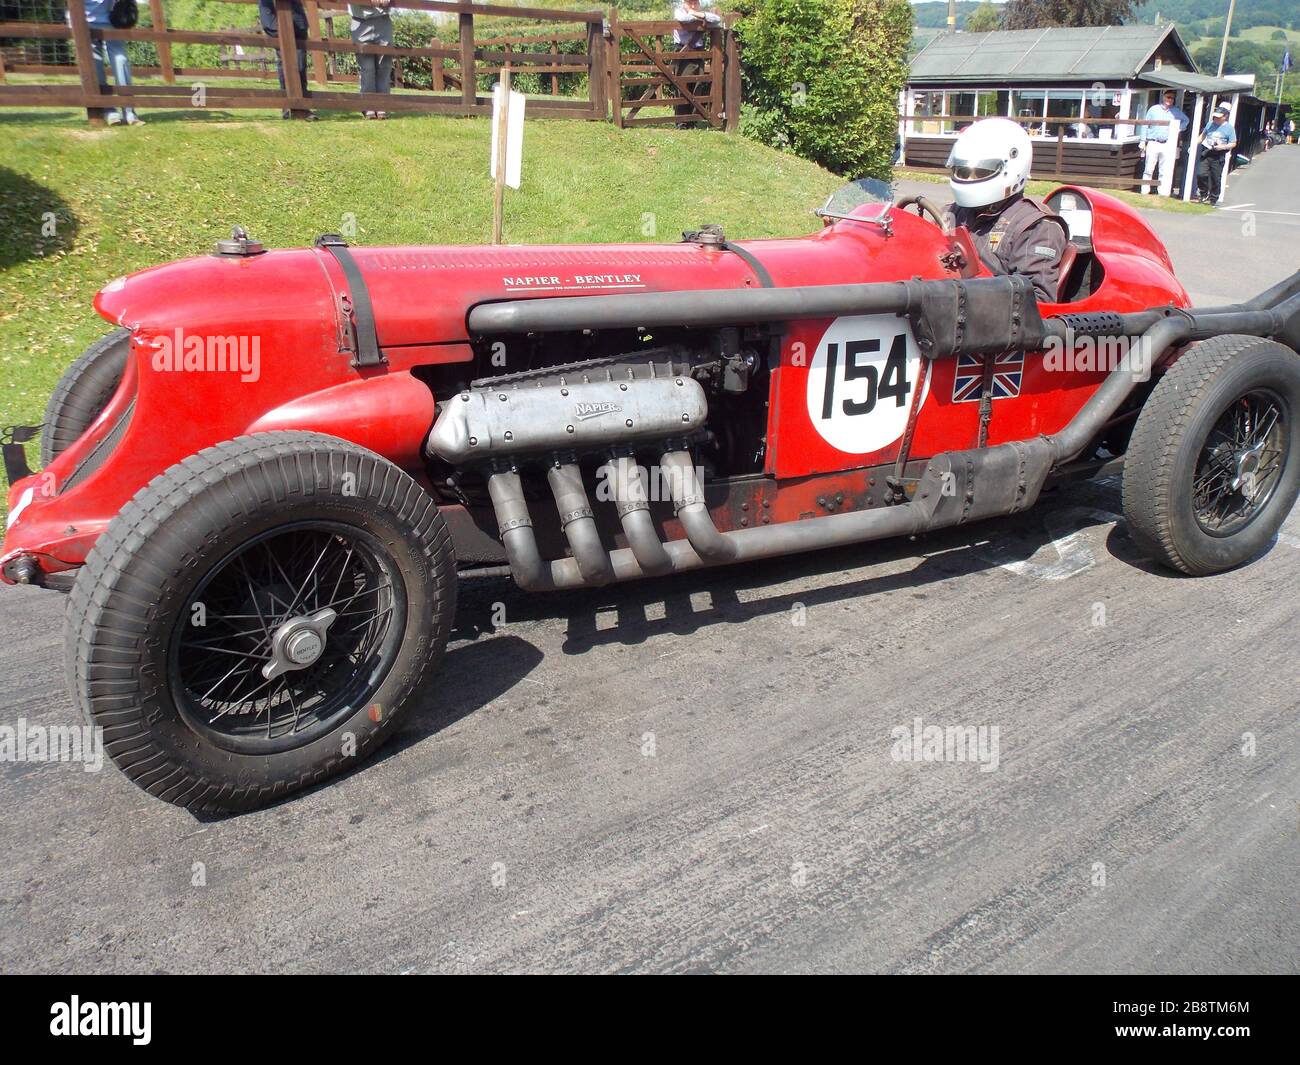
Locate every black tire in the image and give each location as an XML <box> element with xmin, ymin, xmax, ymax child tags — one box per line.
<box><xmin>64</xmin><ymin>431</ymin><xmax>457</xmax><ymax>813</ymax></box>
<box><xmin>1122</xmin><ymin>335</ymin><xmax>1300</xmax><ymax>575</ymax></box>
<box><xmin>40</xmin><ymin>327</ymin><xmax>131</xmax><ymax>467</ymax></box>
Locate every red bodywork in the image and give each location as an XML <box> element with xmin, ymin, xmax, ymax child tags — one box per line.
<box><xmin>2</xmin><ymin>187</ymin><xmax>1188</xmax><ymax>581</ymax></box>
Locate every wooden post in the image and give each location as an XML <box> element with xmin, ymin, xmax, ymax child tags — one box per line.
<box><xmin>492</xmin><ymin>65</ymin><xmax>510</xmax><ymax>245</ymax></box>
<box><xmin>608</xmin><ymin>5</ymin><xmax>622</xmax><ymax>128</ymax></box>
<box><xmin>1055</xmin><ymin>125</ymin><xmax>1065</xmax><ymax>176</ymax></box>
<box><xmin>147</xmin><ymin>0</ymin><xmax>174</xmax><ymax>84</ymax></box>
<box><xmin>305</xmin><ymin>1</ymin><xmax>327</xmax><ymax>89</ymax></box>
<box><xmin>275</xmin><ymin>0</ymin><xmax>308</xmax><ymax>116</ymax></box>
<box><xmin>708</xmin><ymin>28</ymin><xmax>722</xmax><ymax>125</ymax></box>
<box><xmin>0</xmin><ymin>50</ymin><xmax>7</xmax><ymax>84</ymax></box>
<box><xmin>586</xmin><ymin>18</ymin><xmax>605</xmax><ymax>121</ymax></box>
<box><xmin>549</xmin><ymin>41</ymin><xmax>558</xmax><ymax>96</ymax></box>
<box><xmin>65</xmin><ymin>0</ymin><xmax>107</xmax><ymax>125</ymax></box>
<box><xmin>723</xmin><ymin>24</ymin><xmax>740</xmax><ymax>132</ymax></box>
<box><xmin>459</xmin><ymin>12</ymin><xmax>475</xmax><ymax>106</ymax></box>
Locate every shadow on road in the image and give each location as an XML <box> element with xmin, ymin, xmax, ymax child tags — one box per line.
<box><xmin>451</xmin><ymin>475</ymin><xmax>1158</xmax><ymax>655</ymax></box>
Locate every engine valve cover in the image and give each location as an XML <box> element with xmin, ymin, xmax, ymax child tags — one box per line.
<box><xmin>428</xmin><ymin>375</ymin><xmax>708</xmax><ymax>463</ymax></box>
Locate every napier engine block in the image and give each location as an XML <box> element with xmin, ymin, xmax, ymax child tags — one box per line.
<box><xmin>426</xmin><ymin>350</ymin><xmax>721</xmax><ymax>586</ymax></box>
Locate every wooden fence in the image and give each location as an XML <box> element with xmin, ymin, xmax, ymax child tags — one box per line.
<box><xmin>0</xmin><ymin>1</ymin><xmax>741</xmax><ymax>128</ymax></box>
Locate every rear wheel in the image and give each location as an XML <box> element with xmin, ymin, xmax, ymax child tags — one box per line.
<box><xmin>1122</xmin><ymin>335</ymin><xmax>1300</xmax><ymax>575</ymax></box>
<box><xmin>65</xmin><ymin>431</ymin><xmax>456</xmax><ymax>812</ymax></box>
<box><xmin>41</xmin><ymin>327</ymin><xmax>130</xmax><ymax>467</ymax></box>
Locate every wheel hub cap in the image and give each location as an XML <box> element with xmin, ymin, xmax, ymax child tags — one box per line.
<box><xmin>263</xmin><ymin>608</ymin><xmax>337</xmax><ymax>680</ymax></box>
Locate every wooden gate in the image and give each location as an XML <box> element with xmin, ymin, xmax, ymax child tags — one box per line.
<box><xmin>609</xmin><ymin>14</ymin><xmax>739</xmax><ymax>131</ymax></box>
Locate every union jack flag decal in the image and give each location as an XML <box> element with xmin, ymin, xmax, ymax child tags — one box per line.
<box><xmin>951</xmin><ymin>351</ymin><xmax>1024</xmax><ymax>403</ymax></box>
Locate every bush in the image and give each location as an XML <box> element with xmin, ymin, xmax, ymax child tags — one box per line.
<box><xmin>735</xmin><ymin>0</ymin><xmax>913</xmax><ymax>178</ymax></box>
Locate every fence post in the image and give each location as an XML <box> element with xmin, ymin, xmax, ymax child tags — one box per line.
<box><xmin>65</xmin><ymin>0</ymin><xmax>107</xmax><ymax>125</ymax></box>
<box><xmin>1055</xmin><ymin>125</ymin><xmax>1065</xmax><ymax>175</ymax></box>
<box><xmin>305</xmin><ymin>1</ymin><xmax>328</xmax><ymax>88</ymax></box>
<box><xmin>459</xmin><ymin>12</ymin><xmax>475</xmax><ymax>106</ymax></box>
<box><xmin>723</xmin><ymin>24</ymin><xmax>740</xmax><ymax>132</ymax></box>
<box><xmin>0</xmin><ymin>50</ymin><xmax>7</xmax><ymax>84</ymax></box>
<box><xmin>587</xmin><ymin>17</ymin><xmax>605</xmax><ymax>120</ymax></box>
<box><xmin>549</xmin><ymin>41</ymin><xmax>558</xmax><ymax>96</ymax></box>
<box><xmin>147</xmin><ymin>0</ymin><xmax>174</xmax><ymax>84</ymax></box>
<box><xmin>608</xmin><ymin>4</ymin><xmax>622</xmax><ymax>128</ymax></box>
<box><xmin>275</xmin><ymin>0</ymin><xmax>308</xmax><ymax>116</ymax></box>
<box><xmin>708</xmin><ymin>28</ymin><xmax>722</xmax><ymax>125</ymax></box>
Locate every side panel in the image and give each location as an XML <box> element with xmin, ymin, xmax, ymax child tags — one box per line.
<box><xmin>768</xmin><ymin>190</ymin><xmax>1190</xmax><ymax>479</ymax></box>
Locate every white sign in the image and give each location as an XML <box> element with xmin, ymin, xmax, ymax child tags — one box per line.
<box><xmin>491</xmin><ymin>83</ymin><xmax>526</xmax><ymax>190</ymax></box>
<box><xmin>804</xmin><ymin>315</ymin><xmax>929</xmax><ymax>455</ymax></box>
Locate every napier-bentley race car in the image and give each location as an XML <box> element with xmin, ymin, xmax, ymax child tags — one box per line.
<box><xmin>3</xmin><ymin>180</ymin><xmax>1299</xmax><ymax>813</ymax></box>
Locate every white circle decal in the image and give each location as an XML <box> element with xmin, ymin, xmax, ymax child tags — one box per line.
<box><xmin>805</xmin><ymin>315</ymin><xmax>929</xmax><ymax>455</ymax></box>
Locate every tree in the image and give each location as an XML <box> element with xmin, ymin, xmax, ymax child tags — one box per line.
<box><xmin>965</xmin><ymin>1</ymin><xmax>1002</xmax><ymax>32</ymax></box>
<box><xmin>1001</xmin><ymin>0</ymin><xmax>1138</xmax><ymax>29</ymax></box>
<box><xmin>736</xmin><ymin>0</ymin><xmax>914</xmax><ymax>178</ymax></box>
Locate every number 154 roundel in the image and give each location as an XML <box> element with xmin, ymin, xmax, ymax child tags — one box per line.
<box><xmin>803</xmin><ymin>314</ymin><xmax>929</xmax><ymax>456</ymax></box>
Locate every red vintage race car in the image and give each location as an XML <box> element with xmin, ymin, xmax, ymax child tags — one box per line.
<box><xmin>4</xmin><ymin>182</ymin><xmax>1298</xmax><ymax>812</ymax></box>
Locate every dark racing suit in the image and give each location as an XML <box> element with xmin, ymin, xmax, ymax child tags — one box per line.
<box><xmin>943</xmin><ymin>194</ymin><xmax>1068</xmax><ymax>302</ymax></box>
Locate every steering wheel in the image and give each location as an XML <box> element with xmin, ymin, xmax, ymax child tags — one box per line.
<box><xmin>894</xmin><ymin>195</ymin><xmax>949</xmax><ymax>233</ymax></box>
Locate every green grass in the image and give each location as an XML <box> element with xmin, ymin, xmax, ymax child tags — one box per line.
<box><xmin>892</xmin><ymin>168</ymin><xmax>1215</xmax><ymax>215</ymax></box>
<box><xmin>0</xmin><ymin>109</ymin><xmax>841</xmax><ymax>487</ymax></box>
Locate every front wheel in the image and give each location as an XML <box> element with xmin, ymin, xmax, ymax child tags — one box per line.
<box><xmin>1122</xmin><ymin>335</ymin><xmax>1300</xmax><ymax>575</ymax></box>
<box><xmin>65</xmin><ymin>431</ymin><xmax>456</xmax><ymax>812</ymax></box>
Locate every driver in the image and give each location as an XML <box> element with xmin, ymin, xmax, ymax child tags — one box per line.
<box><xmin>942</xmin><ymin>117</ymin><xmax>1068</xmax><ymax>302</ymax></box>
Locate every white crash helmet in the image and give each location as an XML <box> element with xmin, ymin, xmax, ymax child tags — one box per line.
<box><xmin>946</xmin><ymin>117</ymin><xmax>1034</xmax><ymax>209</ymax></box>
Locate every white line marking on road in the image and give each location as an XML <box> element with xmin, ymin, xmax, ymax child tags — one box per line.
<box><xmin>1220</xmin><ymin>203</ymin><xmax>1255</xmax><ymax>210</ymax></box>
<box><xmin>1214</xmin><ymin>208</ymin><xmax>1300</xmax><ymax>217</ymax></box>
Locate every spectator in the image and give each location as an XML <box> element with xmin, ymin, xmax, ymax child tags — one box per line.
<box><xmin>1196</xmin><ymin>102</ymin><xmax>1237</xmax><ymax>205</ymax></box>
<box><xmin>1138</xmin><ymin>90</ymin><xmax>1188</xmax><ymax>195</ymax></box>
<box><xmin>79</xmin><ymin>0</ymin><xmax>141</xmax><ymax>126</ymax></box>
<box><xmin>351</xmin><ymin>2</ymin><xmax>394</xmax><ymax>119</ymax></box>
<box><xmin>1072</xmin><ymin>104</ymin><xmax>1094</xmax><ymax>139</ymax></box>
<box><xmin>258</xmin><ymin>0</ymin><xmax>317</xmax><ymax>120</ymax></box>
<box><xmin>672</xmin><ymin>0</ymin><xmax>720</xmax><ymax>123</ymax></box>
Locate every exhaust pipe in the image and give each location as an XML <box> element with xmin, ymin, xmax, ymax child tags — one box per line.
<box><xmin>477</xmin><ymin>271</ymin><xmax>1300</xmax><ymax>593</ymax></box>
<box><xmin>601</xmin><ymin>455</ymin><xmax>672</xmax><ymax>575</ymax></box>
<box><xmin>660</xmin><ymin>450</ymin><xmax>737</xmax><ymax>562</ymax></box>
<box><xmin>547</xmin><ymin>462</ymin><xmax>613</xmax><ymax>586</ymax></box>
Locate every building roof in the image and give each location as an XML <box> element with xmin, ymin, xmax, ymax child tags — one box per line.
<box><xmin>910</xmin><ymin>24</ymin><xmax>1196</xmax><ymax>85</ymax></box>
<box><xmin>1141</xmin><ymin>69</ymin><xmax>1249</xmax><ymax>95</ymax></box>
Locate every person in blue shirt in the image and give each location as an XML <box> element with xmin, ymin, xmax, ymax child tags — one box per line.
<box><xmin>79</xmin><ymin>0</ymin><xmax>140</xmax><ymax>125</ymax></box>
<box><xmin>1196</xmin><ymin>102</ymin><xmax>1237</xmax><ymax>204</ymax></box>
<box><xmin>1138</xmin><ymin>90</ymin><xmax>1188</xmax><ymax>195</ymax></box>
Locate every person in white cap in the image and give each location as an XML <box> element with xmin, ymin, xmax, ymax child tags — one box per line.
<box><xmin>942</xmin><ymin>117</ymin><xmax>1068</xmax><ymax>302</ymax></box>
<box><xmin>1196</xmin><ymin>102</ymin><xmax>1237</xmax><ymax>204</ymax></box>
<box><xmin>1138</xmin><ymin>90</ymin><xmax>1189</xmax><ymax>195</ymax></box>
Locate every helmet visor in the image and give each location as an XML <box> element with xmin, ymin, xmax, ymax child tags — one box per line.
<box><xmin>946</xmin><ymin>148</ymin><xmax>1005</xmax><ymax>184</ymax></box>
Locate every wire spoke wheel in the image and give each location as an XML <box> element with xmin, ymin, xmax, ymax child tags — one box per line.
<box><xmin>1191</xmin><ymin>389</ymin><xmax>1286</xmax><ymax>537</ymax></box>
<box><xmin>171</xmin><ymin>521</ymin><xmax>408</xmax><ymax>754</ymax></box>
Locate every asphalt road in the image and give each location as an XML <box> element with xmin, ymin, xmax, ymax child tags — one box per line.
<box><xmin>2</xmin><ymin>149</ymin><xmax>1298</xmax><ymax>975</ymax></box>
